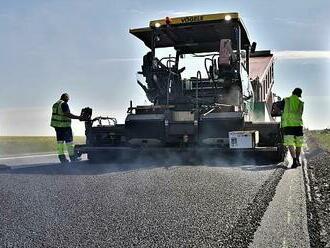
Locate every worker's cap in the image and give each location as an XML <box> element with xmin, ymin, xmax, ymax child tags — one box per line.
<box><xmin>292</xmin><ymin>88</ymin><xmax>302</xmax><ymax>97</ymax></box>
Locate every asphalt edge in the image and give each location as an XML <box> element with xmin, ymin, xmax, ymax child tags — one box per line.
<box><xmin>224</xmin><ymin>164</ymin><xmax>287</xmax><ymax>247</ymax></box>
<box><xmin>0</xmin><ymin>164</ymin><xmax>10</xmax><ymax>170</ymax></box>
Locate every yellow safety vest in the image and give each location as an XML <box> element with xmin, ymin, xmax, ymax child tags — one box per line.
<box><xmin>50</xmin><ymin>100</ymin><xmax>71</xmax><ymax>128</ymax></box>
<box><xmin>281</xmin><ymin>95</ymin><xmax>304</xmax><ymax>127</ymax></box>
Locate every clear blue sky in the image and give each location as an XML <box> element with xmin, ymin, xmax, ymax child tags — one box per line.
<box><xmin>0</xmin><ymin>0</ymin><xmax>329</xmax><ymax>135</ymax></box>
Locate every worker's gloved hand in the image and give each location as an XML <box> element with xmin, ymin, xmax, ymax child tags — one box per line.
<box><xmin>79</xmin><ymin>115</ymin><xmax>88</xmax><ymax>121</ymax></box>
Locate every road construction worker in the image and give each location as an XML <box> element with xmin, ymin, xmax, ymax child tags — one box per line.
<box><xmin>50</xmin><ymin>93</ymin><xmax>83</xmax><ymax>163</ymax></box>
<box><xmin>280</xmin><ymin>88</ymin><xmax>304</xmax><ymax>168</ymax></box>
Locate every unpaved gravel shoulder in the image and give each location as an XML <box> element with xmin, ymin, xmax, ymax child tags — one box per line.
<box><xmin>305</xmin><ymin>135</ymin><xmax>330</xmax><ymax>248</ymax></box>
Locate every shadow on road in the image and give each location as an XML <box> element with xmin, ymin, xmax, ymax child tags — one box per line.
<box><xmin>0</xmin><ymin>154</ymin><xmax>286</xmax><ymax>176</ymax></box>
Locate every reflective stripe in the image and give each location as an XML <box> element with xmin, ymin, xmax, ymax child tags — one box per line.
<box><xmin>51</xmin><ymin>118</ymin><xmax>71</xmax><ymax>123</ymax></box>
<box><xmin>51</xmin><ymin>120</ymin><xmax>71</xmax><ymax>127</ymax></box>
<box><xmin>52</xmin><ymin>113</ymin><xmax>67</xmax><ymax>117</ymax></box>
<box><xmin>66</xmin><ymin>142</ymin><xmax>75</xmax><ymax>156</ymax></box>
<box><xmin>56</xmin><ymin>142</ymin><xmax>65</xmax><ymax>155</ymax></box>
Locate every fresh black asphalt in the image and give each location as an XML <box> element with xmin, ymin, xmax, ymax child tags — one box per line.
<box><xmin>0</xmin><ymin>157</ymin><xmax>286</xmax><ymax>247</ymax></box>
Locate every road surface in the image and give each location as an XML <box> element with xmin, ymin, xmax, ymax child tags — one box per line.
<box><xmin>0</xmin><ymin>154</ymin><xmax>310</xmax><ymax>247</ymax></box>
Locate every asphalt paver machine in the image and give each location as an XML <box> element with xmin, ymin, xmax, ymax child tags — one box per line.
<box><xmin>75</xmin><ymin>12</ymin><xmax>285</xmax><ymax>163</ymax></box>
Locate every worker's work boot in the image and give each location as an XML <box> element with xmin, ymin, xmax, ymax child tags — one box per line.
<box><xmin>58</xmin><ymin>155</ymin><xmax>69</xmax><ymax>164</ymax></box>
<box><xmin>291</xmin><ymin>158</ymin><xmax>298</xmax><ymax>169</ymax></box>
<box><xmin>296</xmin><ymin>158</ymin><xmax>302</xmax><ymax>167</ymax></box>
<box><xmin>69</xmin><ymin>155</ymin><xmax>81</xmax><ymax>162</ymax></box>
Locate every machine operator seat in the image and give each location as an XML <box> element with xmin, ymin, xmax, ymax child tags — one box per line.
<box><xmin>141</xmin><ymin>52</ymin><xmax>184</xmax><ymax>104</ymax></box>
<box><xmin>141</xmin><ymin>52</ymin><xmax>170</xmax><ymax>91</ymax></box>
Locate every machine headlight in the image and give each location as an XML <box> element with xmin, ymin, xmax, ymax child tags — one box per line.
<box><xmin>225</xmin><ymin>15</ymin><xmax>232</xmax><ymax>21</ymax></box>
<box><xmin>155</xmin><ymin>22</ymin><xmax>161</xmax><ymax>28</ymax></box>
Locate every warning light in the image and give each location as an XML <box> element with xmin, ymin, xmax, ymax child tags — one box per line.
<box><xmin>225</xmin><ymin>15</ymin><xmax>232</xmax><ymax>21</ymax></box>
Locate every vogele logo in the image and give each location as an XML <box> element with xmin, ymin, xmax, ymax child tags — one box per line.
<box><xmin>180</xmin><ymin>16</ymin><xmax>204</xmax><ymax>23</ymax></box>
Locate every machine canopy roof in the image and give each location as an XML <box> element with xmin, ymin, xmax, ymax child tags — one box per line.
<box><xmin>130</xmin><ymin>12</ymin><xmax>251</xmax><ymax>54</ymax></box>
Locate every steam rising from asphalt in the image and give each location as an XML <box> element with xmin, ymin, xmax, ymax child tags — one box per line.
<box><xmin>86</xmin><ymin>150</ymin><xmax>268</xmax><ymax>174</ymax></box>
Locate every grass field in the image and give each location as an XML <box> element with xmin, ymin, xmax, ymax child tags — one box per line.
<box><xmin>2</xmin><ymin>131</ymin><xmax>328</xmax><ymax>157</ymax></box>
<box><xmin>0</xmin><ymin>136</ymin><xmax>85</xmax><ymax>157</ymax></box>
<box><xmin>308</xmin><ymin>130</ymin><xmax>330</xmax><ymax>152</ymax></box>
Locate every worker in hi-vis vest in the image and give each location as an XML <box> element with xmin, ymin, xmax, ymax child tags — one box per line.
<box><xmin>279</xmin><ymin>88</ymin><xmax>304</xmax><ymax>168</ymax></box>
<box><xmin>50</xmin><ymin>93</ymin><xmax>84</xmax><ymax>163</ymax></box>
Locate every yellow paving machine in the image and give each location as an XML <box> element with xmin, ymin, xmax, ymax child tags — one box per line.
<box><xmin>75</xmin><ymin>12</ymin><xmax>284</xmax><ymax>163</ymax></box>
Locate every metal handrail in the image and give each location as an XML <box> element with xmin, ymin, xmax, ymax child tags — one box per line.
<box><xmin>92</xmin><ymin>116</ymin><xmax>117</xmax><ymax>126</ymax></box>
